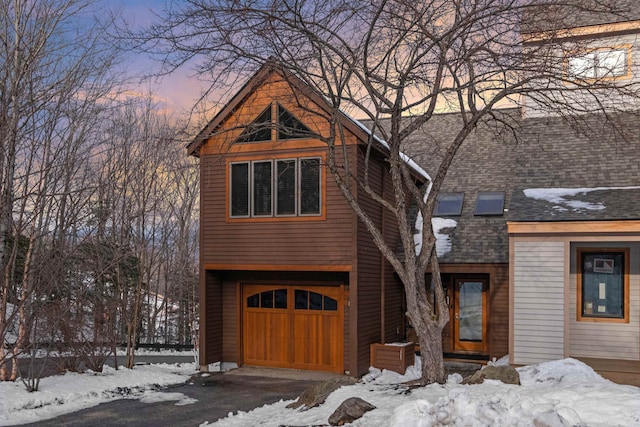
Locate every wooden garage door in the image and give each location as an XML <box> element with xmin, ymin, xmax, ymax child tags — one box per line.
<box><xmin>243</xmin><ymin>284</ymin><xmax>344</xmax><ymax>373</ymax></box>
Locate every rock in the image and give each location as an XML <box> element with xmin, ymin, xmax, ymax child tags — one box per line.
<box><xmin>286</xmin><ymin>378</ymin><xmax>356</xmax><ymax>410</ymax></box>
<box><xmin>328</xmin><ymin>397</ymin><xmax>376</xmax><ymax>426</ymax></box>
<box><xmin>462</xmin><ymin>364</ymin><xmax>520</xmax><ymax>385</ymax></box>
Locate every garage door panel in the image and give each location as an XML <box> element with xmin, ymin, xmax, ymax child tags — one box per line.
<box><xmin>244</xmin><ymin>310</ymin><xmax>289</xmax><ymax>366</ymax></box>
<box><xmin>292</xmin><ymin>311</ymin><xmax>342</xmax><ymax>371</ymax></box>
<box><xmin>243</xmin><ymin>284</ymin><xmax>343</xmax><ymax>373</ymax></box>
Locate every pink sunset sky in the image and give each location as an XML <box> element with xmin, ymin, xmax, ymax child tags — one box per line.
<box><xmin>111</xmin><ymin>0</ymin><xmax>208</xmax><ymax>116</ymax></box>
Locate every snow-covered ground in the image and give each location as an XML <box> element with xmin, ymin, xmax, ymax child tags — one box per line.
<box><xmin>0</xmin><ymin>363</ymin><xmax>197</xmax><ymax>426</ymax></box>
<box><xmin>205</xmin><ymin>357</ymin><xmax>640</xmax><ymax>427</ymax></box>
<box><xmin>1</xmin><ymin>357</ymin><xmax>639</xmax><ymax>426</ymax></box>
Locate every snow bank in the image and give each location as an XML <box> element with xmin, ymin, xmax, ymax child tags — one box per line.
<box><xmin>206</xmin><ymin>358</ymin><xmax>640</xmax><ymax>427</ymax></box>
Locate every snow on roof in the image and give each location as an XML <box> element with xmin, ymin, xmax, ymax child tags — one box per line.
<box><xmin>524</xmin><ymin>186</ymin><xmax>640</xmax><ymax>212</ymax></box>
<box><xmin>414</xmin><ymin>211</ymin><xmax>457</xmax><ymax>257</ymax></box>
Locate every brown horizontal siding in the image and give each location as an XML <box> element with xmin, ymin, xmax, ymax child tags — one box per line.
<box><xmin>200</xmin><ymin>147</ymin><xmax>356</xmax><ymax>267</ymax></box>
<box><xmin>489</xmin><ymin>265</ymin><xmax>509</xmax><ymax>359</ymax></box>
<box><xmin>355</xmin><ymin>150</ymin><xmax>385</xmax><ymax>376</ymax></box>
<box><xmin>222</xmin><ymin>280</ymin><xmax>238</xmax><ymax>363</ymax></box>
<box><xmin>202</xmin><ymin>271</ymin><xmax>223</xmax><ymax>365</ymax></box>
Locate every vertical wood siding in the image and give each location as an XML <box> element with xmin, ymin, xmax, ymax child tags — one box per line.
<box><xmin>513</xmin><ymin>240</ymin><xmax>565</xmax><ymax>364</ymax></box>
<box><xmin>569</xmin><ymin>242</ymin><xmax>640</xmax><ymax>361</ymax></box>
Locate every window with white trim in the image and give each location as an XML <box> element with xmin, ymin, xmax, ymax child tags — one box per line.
<box><xmin>568</xmin><ymin>48</ymin><xmax>629</xmax><ymax>79</ymax></box>
<box><xmin>230</xmin><ymin>157</ymin><xmax>321</xmax><ymax>218</ymax></box>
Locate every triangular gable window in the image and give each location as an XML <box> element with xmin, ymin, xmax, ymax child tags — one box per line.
<box><xmin>236</xmin><ymin>106</ymin><xmax>272</xmax><ymax>143</ymax></box>
<box><xmin>277</xmin><ymin>103</ymin><xmax>312</xmax><ymax>140</ymax></box>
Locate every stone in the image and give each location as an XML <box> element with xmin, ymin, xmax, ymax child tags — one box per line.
<box><xmin>286</xmin><ymin>378</ymin><xmax>356</xmax><ymax>410</ymax></box>
<box><xmin>328</xmin><ymin>397</ymin><xmax>376</xmax><ymax>426</ymax></box>
<box><xmin>462</xmin><ymin>364</ymin><xmax>520</xmax><ymax>385</ymax></box>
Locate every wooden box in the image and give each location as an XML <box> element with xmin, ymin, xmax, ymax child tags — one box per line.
<box><xmin>370</xmin><ymin>342</ymin><xmax>415</xmax><ymax>374</ymax></box>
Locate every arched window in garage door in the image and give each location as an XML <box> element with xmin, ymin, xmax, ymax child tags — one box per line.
<box><xmin>246</xmin><ymin>289</ymin><xmax>287</xmax><ymax>308</ymax></box>
<box><xmin>294</xmin><ymin>289</ymin><xmax>337</xmax><ymax>311</ymax></box>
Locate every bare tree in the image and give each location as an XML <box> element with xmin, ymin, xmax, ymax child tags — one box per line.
<box><xmin>0</xmin><ymin>0</ymin><xmax>123</xmax><ymax>382</ymax></box>
<box><xmin>142</xmin><ymin>0</ymin><xmax>640</xmax><ymax>383</ymax></box>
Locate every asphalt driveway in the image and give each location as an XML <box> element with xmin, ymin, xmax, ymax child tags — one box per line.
<box><xmin>24</xmin><ymin>367</ymin><xmax>343</xmax><ymax>426</ymax></box>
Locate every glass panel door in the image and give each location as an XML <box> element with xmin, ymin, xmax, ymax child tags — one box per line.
<box><xmin>454</xmin><ymin>279</ymin><xmax>487</xmax><ymax>352</ymax></box>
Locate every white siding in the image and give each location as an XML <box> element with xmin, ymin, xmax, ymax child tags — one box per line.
<box><xmin>524</xmin><ymin>32</ymin><xmax>640</xmax><ymax>118</ymax></box>
<box><xmin>569</xmin><ymin>243</ymin><xmax>640</xmax><ymax>360</ymax></box>
<box><xmin>513</xmin><ymin>241</ymin><xmax>565</xmax><ymax>364</ymax></box>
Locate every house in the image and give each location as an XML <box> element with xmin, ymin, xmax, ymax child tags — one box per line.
<box><xmin>189</xmin><ymin>3</ymin><xmax>640</xmax><ymax>382</ymax></box>
<box><xmin>187</xmin><ymin>64</ymin><xmax>426</xmax><ymax>376</ymax></box>
<box><xmin>400</xmin><ymin>111</ymin><xmax>516</xmax><ymax>361</ymax></box>
<box><xmin>401</xmin><ymin>4</ymin><xmax>640</xmax><ymax>383</ymax></box>
<box><xmin>507</xmin><ymin>3</ymin><xmax>640</xmax><ymax>384</ymax></box>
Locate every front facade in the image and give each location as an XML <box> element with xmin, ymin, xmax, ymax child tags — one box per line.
<box><xmin>507</xmin><ymin>114</ymin><xmax>640</xmax><ymax>381</ymax></box>
<box><xmin>508</xmin><ymin>5</ymin><xmax>640</xmax><ymax>382</ymax></box>
<box><xmin>402</xmin><ymin>112</ymin><xmax>515</xmax><ymax>362</ymax></box>
<box><xmin>189</xmin><ymin>66</ymin><xmax>410</xmax><ymax>376</ymax></box>
<box><xmin>190</xmin><ymin>4</ymin><xmax>640</xmax><ymax>380</ymax></box>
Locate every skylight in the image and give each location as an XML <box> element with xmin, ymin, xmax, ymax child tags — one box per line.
<box><xmin>434</xmin><ymin>193</ymin><xmax>464</xmax><ymax>216</ymax></box>
<box><xmin>474</xmin><ymin>192</ymin><xmax>505</xmax><ymax>216</ymax></box>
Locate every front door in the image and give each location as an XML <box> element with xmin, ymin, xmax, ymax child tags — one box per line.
<box><xmin>453</xmin><ymin>279</ymin><xmax>488</xmax><ymax>353</ymax></box>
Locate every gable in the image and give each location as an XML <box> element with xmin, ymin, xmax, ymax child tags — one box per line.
<box><xmin>236</xmin><ymin>105</ymin><xmax>272</xmax><ymax>143</ymax></box>
<box><xmin>194</xmin><ymin>70</ymin><xmax>361</xmax><ymax>156</ymax></box>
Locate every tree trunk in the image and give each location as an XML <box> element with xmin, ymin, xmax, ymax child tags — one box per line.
<box><xmin>418</xmin><ymin>324</ymin><xmax>446</xmax><ymax>384</ymax></box>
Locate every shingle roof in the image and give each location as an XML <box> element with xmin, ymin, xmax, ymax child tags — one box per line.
<box><xmin>509</xmin><ymin>187</ymin><xmax>640</xmax><ymax>222</ymax></box>
<box><xmin>390</xmin><ymin>110</ymin><xmax>520</xmax><ymax>264</ymax></box>
<box><xmin>522</xmin><ymin>0</ymin><xmax>640</xmax><ymax>34</ymax></box>
<box><xmin>391</xmin><ymin>108</ymin><xmax>640</xmax><ymax>264</ymax></box>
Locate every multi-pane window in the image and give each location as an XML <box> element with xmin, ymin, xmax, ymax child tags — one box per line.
<box><xmin>247</xmin><ymin>289</ymin><xmax>288</xmax><ymax>309</ymax></box>
<box><xmin>230</xmin><ymin>157</ymin><xmax>322</xmax><ymax>218</ymax></box>
<box><xmin>578</xmin><ymin>249</ymin><xmax>628</xmax><ymax>321</ymax></box>
<box><xmin>568</xmin><ymin>48</ymin><xmax>629</xmax><ymax>79</ymax></box>
<box><xmin>294</xmin><ymin>289</ymin><xmax>338</xmax><ymax>311</ymax></box>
